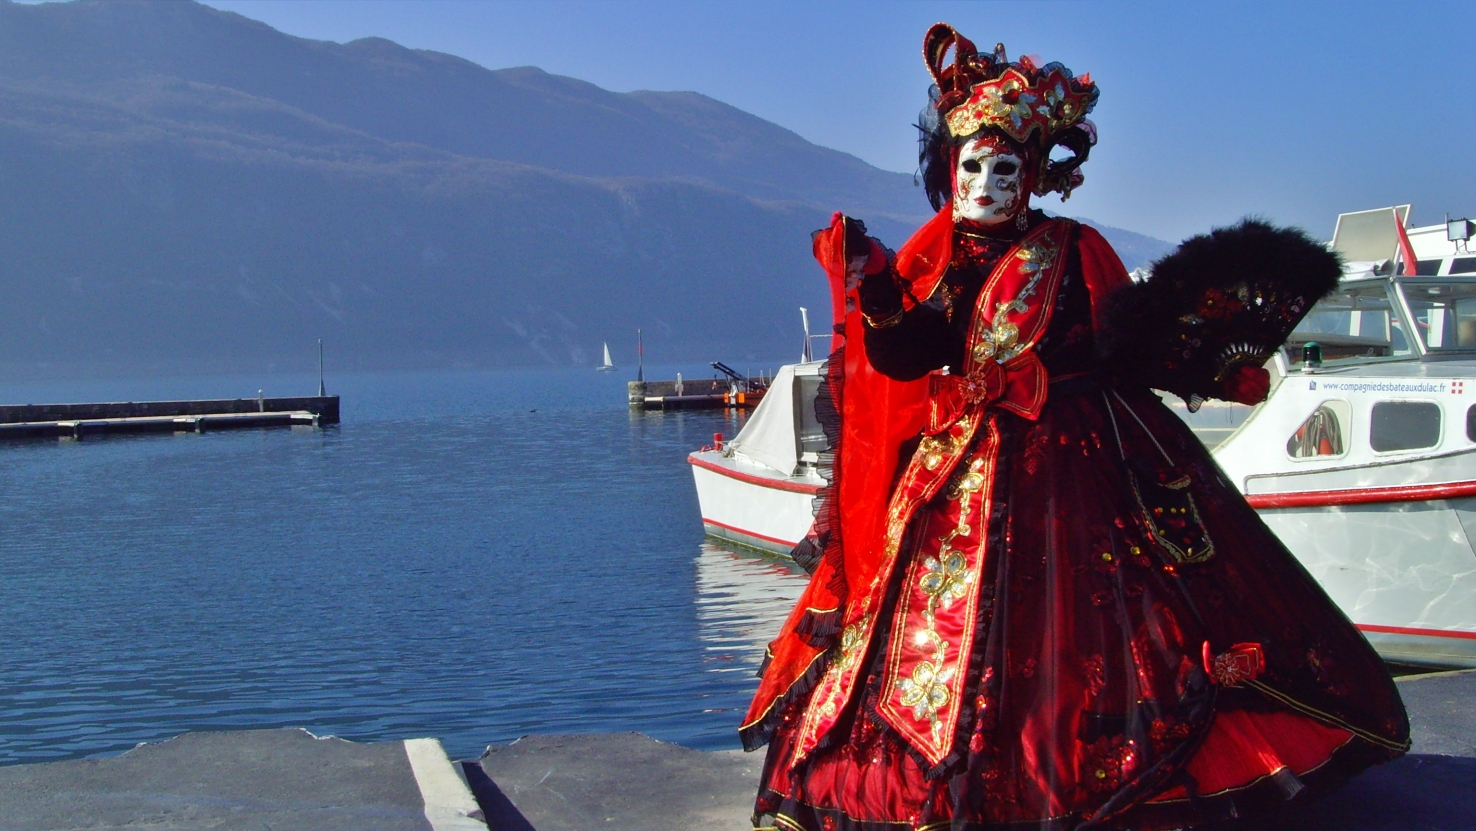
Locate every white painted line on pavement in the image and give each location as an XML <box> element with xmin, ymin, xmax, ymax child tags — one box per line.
<box><xmin>404</xmin><ymin>737</ymin><xmax>485</xmax><ymax>830</ymax></box>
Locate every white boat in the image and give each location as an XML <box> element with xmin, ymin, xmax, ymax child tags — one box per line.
<box><xmin>597</xmin><ymin>342</ymin><xmax>616</xmax><ymax>372</ymax></box>
<box><xmin>691</xmin><ymin>205</ymin><xmax>1476</xmax><ymax>668</ymax></box>
<box><xmin>1190</xmin><ymin>205</ymin><xmax>1476</xmax><ymax>668</ymax></box>
<box><xmin>688</xmin><ymin>361</ymin><xmax>827</xmax><ymax>553</ymax></box>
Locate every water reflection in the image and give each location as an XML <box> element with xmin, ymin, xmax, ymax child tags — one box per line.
<box><xmin>695</xmin><ymin>542</ymin><xmax>808</xmax><ymax>678</ymax></box>
<box><xmin>0</xmin><ymin>368</ymin><xmax>803</xmax><ymax>762</ymax></box>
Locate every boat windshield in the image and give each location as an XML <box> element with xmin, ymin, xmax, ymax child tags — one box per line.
<box><xmin>1289</xmin><ymin>280</ymin><xmax>1409</xmax><ymax>364</ymax></box>
<box><xmin>1393</xmin><ymin>279</ymin><xmax>1476</xmax><ymax>354</ymax></box>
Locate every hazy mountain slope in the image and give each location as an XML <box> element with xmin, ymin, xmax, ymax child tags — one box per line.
<box><xmin>0</xmin><ymin>0</ymin><xmax>1168</xmax><ymax>376</ymax></box>
<box><xmin>1058</xmin><ymin>214</ymin><xmax>1176</xmax><ymax>270</ymax></box>
<box><xmin>0</xmin><ymin>0</ymin><xmax>929</xmax><ymax>225</ymax></box>
<box><xmin>0</xmin><ymin>82</ymin><xmax>836</xmax><ymax>373</ymax></box>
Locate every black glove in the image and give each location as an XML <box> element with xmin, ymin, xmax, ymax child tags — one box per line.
<box><xmin>844</xmin><ymin>218</ymin><xmax>872</xmax><ymax>262</ymax></box>
<box><xmin>857</xmin><ymin>263</ymin><xmax>903</xmax><ymax>320</ymax></box>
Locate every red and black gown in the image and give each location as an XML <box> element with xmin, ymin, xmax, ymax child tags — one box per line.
<box><xmin>743</xmin><ymin>210</ymin><xmax>1409</xmax><ymax>831</ymax></box>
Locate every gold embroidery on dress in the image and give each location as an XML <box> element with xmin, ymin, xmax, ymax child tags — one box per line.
<box><xmin>818</xmin><ymin>614</ymin><xmax>874</xmax><ymax>718</ymax></box>
<box><xmin>945</xmin><ymin>456</ymin><xmax>989</xmax><ymax>501</ymax></box>
<box><xmin>834</xmin><ymin>615</ymin><xmax>872</xmax><ymax>674</ymax></box>
<box><xmin>887</xmin><ymin>415</ymin><xmax>977</xmax><ymax>557</ymax></box>
<box><xmin>896</xmin><ymin>451</ymin><xmax>984</xmax><ymax>747</ymax></box>
<box><xmin>970</xmin><ymin>240</ymin><xmax>1058</xmax><ymax>365</ymax></box>
<box><xmin>916</xmin><ymin>418</ymin><xmax>971</xmax><ymax>470</ymax></box>
<box><xmin>918</xmin><ymin>432</ymin><xmax>955</xmax><ymax>470</ymax></box>
<box><xmin>941</xmin><ymin>280</ymin><xmax>963</xmax><ymax>322</ymax></box>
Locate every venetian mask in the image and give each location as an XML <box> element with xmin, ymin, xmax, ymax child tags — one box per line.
<box><xmin>952</xmin><ymin>137</ymin><xmax>1026</xmax><ymax>226</ymax></box>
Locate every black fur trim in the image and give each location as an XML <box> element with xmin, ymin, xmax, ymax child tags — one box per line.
<box><xmin>1097</xmin><ymin>219</ymin><xmax>1342</xmax><ymax>403</ymax></box>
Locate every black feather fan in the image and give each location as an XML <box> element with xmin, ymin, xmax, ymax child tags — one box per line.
<box><xmin>1097</xmin><ymin>219</ymin><xmax>1342</xmax><ymax>408</ymax></box>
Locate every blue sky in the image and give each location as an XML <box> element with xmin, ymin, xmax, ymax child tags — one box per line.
<box><xmin>192</xmin><ymin>1</ymin><xmax>1473</xmax><ymax>245</ymax></box>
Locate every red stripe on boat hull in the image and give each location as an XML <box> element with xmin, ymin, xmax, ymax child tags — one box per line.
<box><xmin>1246</xmin><ymin>479</ymin><xmax>1476</xmax><ymax>509</ymax></box>
<box><xmin>687</xmin><ymin>453</ymin><xmax>822</xmax><ymax>494</ymax></box>
<box><xmin>1356</xmin><ymin>623</ymin><xmax>1476</xmax><ymax>642</ymax></box>
<box><xmin>701</xmin><ymin>517</ymin><xmax>800</xmax><ymax>549</ymax></box>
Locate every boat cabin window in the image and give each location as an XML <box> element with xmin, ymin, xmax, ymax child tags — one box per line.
<box><xmin>1287</xmin><ymin>401</ymin><xmax>1349</xmax><ymax>459</ymax></box>
<box><xmin>1290</xmin><ymin>283</ymin><xmax>1403</xmax><ymax>361</ymax></box>
<box><xmin>1415</xmin><ymin>259</ymin><xmax>1443</xmax><ymax>276</ymax></box>
<box><xmin>794</xmin><ymin>373</ymin><xmax>829</xmax><ymax>456</ymax></box>
<box><xmin>1452</xmin><ymin>257</ymin><xmax>1476</xmax><ymax>275</ymax></box>
<box><xmin>1394</xmin><ymin>281</ymin><xmax>1476</xmax><ymax>352</ymax></box>
<box><xmin>1369</xmin><ymin>400</ymin><xmax>1442</xmax><ymax>452</ymax></box>
<box><xmin>1467</xmin><ymin>404</ymin><xmax>1476</xmax><ymax>442</ymax></box>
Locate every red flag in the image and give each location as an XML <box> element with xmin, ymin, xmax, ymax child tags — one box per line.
<box><xmin>1395</xmin><ymin>211</ymin><xmax>1418</xmax><ymax>276</ymax></box>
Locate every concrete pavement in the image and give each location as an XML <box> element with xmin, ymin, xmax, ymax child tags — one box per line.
<box><xmin>0</xmin><ymin>669</ymin><xmax>1471</xmax><ymax>830</ymax></box>
<box><xmin>468</xmin><ymin>670</ymin><xmax>1476</xmax><ymax>831</ymax></box>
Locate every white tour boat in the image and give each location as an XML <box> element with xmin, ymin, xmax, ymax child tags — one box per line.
<box><xmin>1196</xmin><ymin>205</ymin><xmax>1476</xmax><ymax>668</ymax></box>
<box><xmin>690</xmin><ymin>205</ymin><xmax>1476</xmax><ymax>668</ymax></box>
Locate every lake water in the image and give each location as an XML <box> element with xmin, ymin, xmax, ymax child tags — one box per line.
<box><xmin>0</xmin><ymin>366</ymin><xmax>810</xmax><ymax>765</ymax></box>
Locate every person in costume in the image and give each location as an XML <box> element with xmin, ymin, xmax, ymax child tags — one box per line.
<box><xmin>742</xmin><ymin>24</ymin><xmax>1408</xmax><ymax>831</ymax></box>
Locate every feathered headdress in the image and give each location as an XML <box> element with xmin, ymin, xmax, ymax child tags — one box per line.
<box><xmin>918</xmin><ymin>24</ymin><xmax>1099</xmax><ymax>208</ymax></box>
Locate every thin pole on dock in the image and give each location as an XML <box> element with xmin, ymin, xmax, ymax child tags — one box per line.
<box><xmin>637</xmin><ymin>328</ymin><xmax>644</xmax><ymax>383</ymax></box>
<box><xmin>800</xmin><ymin>307</ymin><xmax>813</xmax><ymax>363</ymax></box>
<box><xmin>317</xmin><ymin>339</ymin><xmax>326</xmax><ymax>397</ymax></box>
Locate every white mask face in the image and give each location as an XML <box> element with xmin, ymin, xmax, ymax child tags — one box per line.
<box><xmin>952</xmin><ymin>138</ymin><xmax>1025</xmax><ymax>226</ymax></box>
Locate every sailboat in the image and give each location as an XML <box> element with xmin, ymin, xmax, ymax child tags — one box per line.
<box><xmin>597</xmin><ymin>342</ymin><xmax>617</xmax><ymax>372</ymax></box>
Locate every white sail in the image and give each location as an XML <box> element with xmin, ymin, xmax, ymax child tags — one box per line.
<box><xmin>597</xmin><ymin>342</ymin><xmax>616</xmax><ymax>371</ymax></box>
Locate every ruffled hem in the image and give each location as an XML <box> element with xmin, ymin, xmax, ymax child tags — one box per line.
<box><xmin>1157</xmin><ymin>709</ymin><xmax>1354</xmax><ymax>800</ymax></box>
<box><xmin>755</xmin><ymin>717</ymin><xmax>1395</xmax><ymax>831</ymax></box>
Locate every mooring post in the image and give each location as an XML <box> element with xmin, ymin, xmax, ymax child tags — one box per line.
<box><xmin>629</xmin><ymin>328</ymin><xmax>647</xmax><ymax>407</ymax></box>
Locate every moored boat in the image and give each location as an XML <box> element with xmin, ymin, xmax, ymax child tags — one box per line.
<box><xmin>1196</xmin><ymin>205</ymin><xmax>1476</xmax><ymax>667</ymax></box>
<box><xmin>687</xmin><ymin>361</ymin><xmax>826</xmax><ymax>553</ymax></box>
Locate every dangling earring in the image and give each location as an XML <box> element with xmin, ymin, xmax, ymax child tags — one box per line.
<box><xmin>1016</xmin><ymin>211</ymin><xmax>1029</xmax><ymax>231</ymax></box>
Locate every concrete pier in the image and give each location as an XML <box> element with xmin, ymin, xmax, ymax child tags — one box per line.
<box><xmin>629</xmin><ymin>379</ymin><xmax>768</xmax><ymax>410</ymax></box>
<box><xmin>0</xmin><ymin>728</ymin><xmax>481</xmax><ymax>831</ymax></box>
<box><xmin>468</xmin><ymin>733</ymin><xmax>761</xmax><ymax>831</ymax></box>
<box><xmin>0</xmin><ymin>395</ymin><xmax>339</xmax><ymax>439</ymax></box>
<box><xmin>0</xmin><ymin>669</ymin><xmax>1471</xmax><ymax>830</ymax></box>
<box><xmin>463</xmin><ymin>669</ymin><xmax>1476</xmax><ymax>831</ymax></box>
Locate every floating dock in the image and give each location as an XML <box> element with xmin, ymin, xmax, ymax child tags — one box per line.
<box><xmin>628</xmin><ymin>379</ymin><xmax>767</xmax><ymax>410</ymax></box>
<box><xmin>0</xmin><ymin>395</ymin><xmax>340</xmax><ymax>440</ymax></box>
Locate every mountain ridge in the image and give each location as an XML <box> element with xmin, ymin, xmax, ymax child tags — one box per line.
<box><xmin>0</xmin><ymin>0</ymin><xmax>1170</xmax><ymax>376</ymax></box>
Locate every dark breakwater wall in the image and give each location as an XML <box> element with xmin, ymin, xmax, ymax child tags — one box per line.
<box><xmin>0</xmin><ymin>396</ymin><xmax>340</xmax><ymax>425</ymax></box>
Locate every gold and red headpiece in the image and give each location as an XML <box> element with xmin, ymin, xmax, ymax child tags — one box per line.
<box><xmin>924</xmin><ymin>23</ymin><xmax>1098</xmax><ymax>146</ymax></box>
